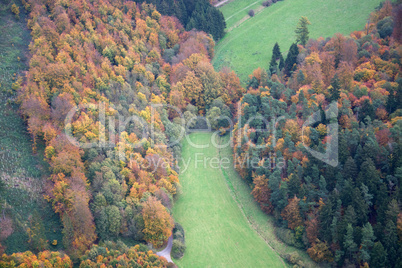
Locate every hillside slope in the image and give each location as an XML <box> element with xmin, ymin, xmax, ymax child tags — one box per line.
<box><xmin>213</xmin><ymin>0</ymin><xmax>385</xmax><ymax>81</ymax></box>
<box><xmin>0</xmin><ymin>0</ymin><xmax>63</xmax><ymax>254</ymax></box>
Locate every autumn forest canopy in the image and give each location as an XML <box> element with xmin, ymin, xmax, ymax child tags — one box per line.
<box><xmin>0</xmin><ymin>0</ymin><xmax>401</xmax><ymax>267</ymax></box>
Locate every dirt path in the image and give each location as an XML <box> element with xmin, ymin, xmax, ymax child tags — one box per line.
<box><xmin>225</xmin><ymin>0</ymin><xmax>261</xmax><ymax>20</ymax></box>
<box><xmin>214</xmin><ymin>0</ymin><xmax>233</xmax><ymax>8</ymax></box>
<box><xmin>227</xmin><ymin>4</ymin><xmax>265</xmax><ymax>32</ymax></box>
<box><xmin>156</xmin><ymin>235</ymin><xmax>174</xmax><ymax>263</ymax></box>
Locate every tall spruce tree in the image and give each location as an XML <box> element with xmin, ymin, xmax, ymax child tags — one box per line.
<box><xmin>295</xmin><ymin>16</ymin><xmax>311</xmax><ymax>45</ymax></box>
<box><xmin>284</xmin><ymin>43</ymin><xmax>299</xmax><ymax>76</ymax></box>
<box><xmin>360</xmin><ymin>222</ymin><xmax>375</xmax><ymax>263</ymax></box>
<box><xmin>272</xmin><ymin>42</ymin><xmax>281</xmax><ymax>60</ymax></box>
<box><xmin>279</xmin><ymin>54</ymin><xmax>285</xmax><ymax>70</ymax></box>
<box><xmin>329</xmin><ymin>74</ymin><xmax>341</xmax><ymax>102</ymax></box>
<box><xmin>343</xmin><ymin>223</ymin><xmax>357</xmax><ymax>261</ymax></box>
<box><xmin>370</xmin><ymin>242</ymin><xmax>388</xmax><ymax>268</ymax></box>
<box><xmin>269</xmin><ymin>56</ymin><xmax>278</xmax><ymax>74</ymax></box>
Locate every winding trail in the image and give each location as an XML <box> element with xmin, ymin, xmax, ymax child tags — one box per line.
<box><xmin>156</xmin><ymin>235</ymin><xmax>173</xmax><ymax>263</ymax></box>
<box><xmin>224</xmin><ymin>0</ymin><xmax>261</xmax><ymax>20</ymax></box>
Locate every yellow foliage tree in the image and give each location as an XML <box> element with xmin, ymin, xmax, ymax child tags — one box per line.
<box><xmin>142</xmin><ymin>197</ymin><xmax>174</xmax><ymax>248</ymax></box>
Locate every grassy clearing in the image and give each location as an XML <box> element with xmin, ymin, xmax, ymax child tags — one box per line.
<box><xmin>0</xmin><ymin>0</ymin><xmax>42</xmax><ymax>178</ymax></box>
<box><xmin>213</xmin><ymin>0</ymin><xmax>385</xmax><ymax>82</ymax></box>
<box><xmin>218</xmin><ymin>134</ymin><xmax>319</xmax><ymax>268</ymax></box>
<box><xmin>0</xmin><ymin>0</ymin><xmax>63</xmax><ymax>253</ymax></box>
<box><xmin>173</xmin><ymin>132</ymin><xmax>284</xmax><ymax>268</ymax></box>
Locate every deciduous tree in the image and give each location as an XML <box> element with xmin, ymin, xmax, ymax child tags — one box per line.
<box><xmin>281</xmin><ymin>196</ymin><xmax>303</xmax><ymax>230</ymax></box>
<box><xmin>142</xmin><ymin>197</ymin><xmax>174</xmax><ymax>247</ymax></box>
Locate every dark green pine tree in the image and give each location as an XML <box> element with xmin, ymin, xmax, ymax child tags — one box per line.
<box><xmin>213</xmin><ymin>9</ymin><xmax>226</xmax><ymax>40</ymax></box>
<box><xmin>357</xmin><ymin>159</ymin><xmax>380</xmax><ymax>199</ymax></box>
<box><xmin>343</xmin><ymin>205</ymin><xmax>357</xmax><ymax>227</ymax></box>
<box><xmin>0</xmin><ymin>179</ymin><xmax>4</xmax><ymax>211</ymax></box>
<box><xmin>297</xmin><ymin>69</ymin><xmax>305</xmax><ymax>84</ymax></box>
<box><xmin>279</xmin><ymin>54</ymin><xmax>285</xmax><ymax>70</ymax></box>
<box><xmin>186</xmin><ymin>17</ymin><xmax>196</xmax><ymax>31</ymax></box>
<box><xmin>374</xmin><ymin>183</ymin><xmax>390</xmax><ymax>226</ymax></box>
<box><xmin>386</xmin><ymin>199</ymin><xmax>399</xmax><ymax>224</ymax></box>
<box><xmin>396</xmin><ymin>246</ymin><xmax>402</xmax><ymax>268</ymax></box>
<box><xmin>386</xmin><ymin>78</ymin><xmax>402</xmax><ymax>113</ymax></box>
<box><xmin>358</xmin><ymin>99</ymin><xmax>375</xmax><ymax>122</ymax></box>
<box><xmin>330</xmin><ymin>199</ymin><xmax>342</xmax><ymax>244</ymax></box>
<box><xmin>351</xmin><ymin>187</ymin><xmax>369</xmax><ymax>226</ymax></box>
<box><xmin>329</xmin><ymin>74</ymin><xmax>341</xmax><ymax>102</ymax></box>
<box><xmin>269</xmin><ymin>169</ymin><xmax>288</xmax><ymax>213</ymax></box>
<box><xmin>288</xmin><ymin>174</ymin><xmax>301</xmax><ymax>198</ymax></box>
<box><xmin>162</xmin><ymin>0</ymin><xmax>174</xmax><ymax>15</ymax></box>
<box><xmin>272</xmin><ymin>42</ymin><xmax>281</xmax><ymax>60</ymax></box>
<box><xmin>383</xmin><ymin>220</ymin><xmax>398</xmax><ymax>267</ymax></box>
<box><xmin>173</xmin><ymin>0</ymin><xmax>187</xmax><ymax>24</ymax></box>
<box><xmin>318</xmin><ymin>175</ymin><xmax>328</xmax><ymax>198</ymax></box>
<box><xmin>182</xmin><ymin>0</ymin><xmax>226</xmax><ymax>40</ymax></box>
<box><xmin>248</xmin><ymin>76</ymin><xmax>259</xmax><ymax>89</ymax></box>
<box><xmin>370</xmin><ymin>242</ymin><xmax>388</xmax><ymax>268</ymax></box>
<box><xmin>359</xmin><ymin>222</ymin><xmax>375</xmax><ymax>263</ymax></box>
<box><xmin>318</xmin><ymin>199</ymin><xmax>334</xmax><ymax>242</ymax></box>
<box><xmin>194</xmin><ymin>3</ymin><xmax>207</xmax><ymax>31</ymax></box>
<box><xmin>183</xmin><ymin>0</ymin><xmax>197</xmax><ymax>15</ymax></box>
<box><xmin>343</xmin><ymin>223</ymin><xmax>357</xmax><ymax>261</ymax></box>
<box><xmin>269</xmin><ymin>56</ymin><xmax>278</xmax><ymax>74</ymax></box>
<box><xmin>0</xmin><ymin>178</ymin><xmax>4</xmax><ymax>194</ymax></box>
<box><xmin>284</xmin><ymin>43</ymin><xmax>299</xmax><ymax>76</ymax></box>
<box><xmin>338</xmin><ymin>134</ymin><xmax>350</xmax><ymax>165</ymax></box>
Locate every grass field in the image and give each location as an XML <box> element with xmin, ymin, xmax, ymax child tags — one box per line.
<box><xmin>0</xmin><ymin>0</ymin><xmax>63</xmax><ymax>253</ymax></box>
<box><xmin>218</xmin><ymin>134</ymin><xmax>319</xmax><ymax>268</ymax></box>
<box><xmin>213</xmin><ymin>0</ymin><xmax>385</xmax><ymax>82</ymax></box>
<box><xmin>173</xmin><ymin>132</ymin><xmax>284</xmax><ymax>267</ymax></box>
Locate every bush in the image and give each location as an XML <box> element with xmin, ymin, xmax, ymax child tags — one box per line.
<box><xmin>283</xmin><ymin>252</ymin><xmax>305</xmax><ymax>267</ymax></box>
<box><xmin>171</xmin><ymin>239</ymin><xmax>186</xmax><ymax>259</ymax></box>
<box><xmin>248</xmin><ymin>10</ymin><xmax>255</xmax><ymax>17</ymax></box>
<box><xmin>358</xmin><ymin>49</ymin><xmax>371</xmax><ymax>59</ymax></box>
<box><xmin>262</xmin><ymin>1</ymin><xmax>272</xmax><ymax>7</ymax></box>
<box><xmin>272</xmin><ymin>0</ymin><xmax>277</xmax><ymax>3</ymax></box>
<box><xmin>275</xmin><ymin>227</ymin><xmax>296</xmax><ymax>246</ymax></box>
<box><xmin>11</xmin><ymin>4</ymin><xmax>20</xmax><ymax>19</ymax></box>
<box><xmin>172</xmin><ymin>223</ymin><xmax>186</xmax><ymax>259</ymax></box>
<box><xmin>377</xmin><ymin>16</ymin><xmax>394</xmax><ymax>39</ymax></box>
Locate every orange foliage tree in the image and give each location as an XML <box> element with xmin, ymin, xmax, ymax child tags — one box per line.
<box><xmin>251</xmin><ymin>174</ymin><xmax>273</xmax><ymax>214</ymax></box>
<box><xmin>142</xmin><ymin>197</ymin><xmax>174</xmax><ymax>248</ymax></box>
<box><xmin>0</xmin><ymin>251</ymin><xmax>72</xmax><ymax>268</ymax></box>
<box><xmin>281</xmin><ymin>196</ymin><xmax>303</xmax><ymax>230</ymax></box>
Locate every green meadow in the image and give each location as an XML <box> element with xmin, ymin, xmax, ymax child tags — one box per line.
<box><xmin>213</xmin><ymin>0</ymin><xmax>385</xmax><ymax>82</ymax></box>
<box><xmin>173</xmin><ymin>132</ymin><xmax>285</xmax><ymax>267</ymax></box>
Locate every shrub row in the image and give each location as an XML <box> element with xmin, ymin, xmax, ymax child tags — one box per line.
<box><xmin>249</xmin><ymin>0</ymin><xmax>284</xmax><ymax>17</ymax></box>
<box><xmin>171</xmin><ymin>223</ymin><xmax>186</xmax><ymax>259</ymax></box>
<box><xmin>262</xmin><ymin>0</ymin><xmax>284</xmax><ymax>7</ymax></box>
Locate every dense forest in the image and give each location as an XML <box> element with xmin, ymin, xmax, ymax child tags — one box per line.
<box><xmin>0</xmin><ymin>0</ymin><xmax>401</xmax><ymax>267</ymax></box>
<box><xmin>133</xmin><ymin>0</ymin><xmax>226</xmax><ymax>40</ymax></box>
<box><xmin>234</xmin><ymin>1</ymin><xmax>402</xmax><ymax>267</ymax></box>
